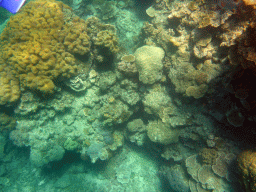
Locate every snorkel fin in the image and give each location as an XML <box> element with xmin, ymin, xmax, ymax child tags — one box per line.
<box><xmin>0</xmin><ymin>0</ymin><xmax>26</xmax><ymax>14</ymax></box>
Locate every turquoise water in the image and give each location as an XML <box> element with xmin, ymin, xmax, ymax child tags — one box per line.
<box><xmin>0</xmin><ymin>0</ymin><xmax>253</xmax><ymax>191</ymax></box>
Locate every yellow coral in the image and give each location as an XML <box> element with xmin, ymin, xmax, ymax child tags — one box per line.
<box><xmin>63</xmin><ymin>16</ymin><xmax>91</xmax><ymax>55</ymax></box>
<box><xmin>0</xmin><ymin>61</ymin><xmax>20</xmax><ymax>105</ymax></box>
<box><xmin>238</xmin><ymin>150</ymin><xmax>256</xmax><ymax>192</ymax></box>
<box><xmin>0</xmin><ymin>0</ymin><xmax>78</xmax><ymax>95</ymax></box>
<box><xmin>95</xmin><ymin>30</ymin><xmax>119</xmax><ymax>53</ymax></box>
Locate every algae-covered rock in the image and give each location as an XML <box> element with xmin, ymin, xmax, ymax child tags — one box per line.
<box><xmin>30</xmin><ymin>142</ymin><xmax>65</xmax><ymax>167</ymax></box>
<box><xmin>147</xmin><ymin>120</ymin><xmax>180</xmax><ymax>145</ymax></box>
<box><xmin>64</xmin><ymin>137</ymin><xmax>79</xmax><ymax>151</ymax></box>
<box><xmin>134</xmin><ymin>45</ymin><xmax>165</xmax><ymax>84</ymax></box>
<box><xmin>0</xmin><ymin>134</ymin><xmax>6</xmax><ymax>160</ymax></box>
<box><xmin>164</xmin><ymin>165</ymin><xmax>190</xmax><ymax>192</ymax></box>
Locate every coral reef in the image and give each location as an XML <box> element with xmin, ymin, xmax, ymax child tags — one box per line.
<box><xmin>63</xmin><ymin>16</ymin><xmax>91</xmax><ymax>55</ymax></box>
<box><xmin>0</xmin><ymin>1</ymin><xmax>254</xmax><ymax>191</ymax></box>
<box><xmin>0</xmin><ymin>0</ymin><xmax>78</xmax><ymax>94</ymax></box>
<box><xmin>199</xmin><ymin>148</ymin><xmax>218</xmax><ymax>164</ymax></box>
<box><xmin>94</xmin><ymin>30</ymin><xmax>119</xmax><ymax>53</ymax></box>
<box><xmin>143</xmin><ymin>85</ymin><xmax>189</xmax><ymax>127</ymax></box>
<box><xmin>185</xmin><ymin>84</ymin><xmax>208</xmax><ymax>99</ymax></box>
<box><xmin>242</xmin><ymin>0</ymin><xmax>256</xmax><ymax>6</ymax></box>
<box><xmin>0</xmin><ymin>0</ymin><xmax>120</xmax><ymax>104</ymax></box>
<box><xmin>185</xmin><ymin>154</ymin><xmax>233</xmax><ymax>192</ymax></box>
<box><xmin>146</xmin><ymin>120</ymin><xmax>180</xmax><ymax>145</ymax></box>
<box><xmin>0</xmin><ymin>62</ymin><xmax>20</xmax><ymax>105</ymax></box>
<box><xmin>85</xmin><ymin>142</ymin><xmax>108</xmax><ymax>163</ymax></box>
<box><xmin>118</xmin><ymin>54</ymin><xmax>138</xmax><ymax>76</ymax></box>
<box><xmin>126</xmin><ymin>119</ymin><xmax>146</xmax><ymax>146</ymax></box>
<box><xmin>0</xmin><ymin>112</ymin><xmax>16</xmax><ymax>135</ymax></box>
<box><xmin>238</xmin><ymin>150</ymin><xmax>256</xmax><ymax>192</ymax></box>
<box><xmin>134</xmin><ymin>45</ymin><xmax>165</xmax><ymax>84</ymax></box>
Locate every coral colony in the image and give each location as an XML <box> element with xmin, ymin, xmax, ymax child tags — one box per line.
<box><xmin>1</xmin><ymin>0</ymin><xmax>256</xmax><ymax>191</ymax></box>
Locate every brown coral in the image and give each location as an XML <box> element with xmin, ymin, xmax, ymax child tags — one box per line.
<box><xmin>0</xmin><ymin>0</ymin><xmax>78</xmax><ymax>95</ymax></box>
<box><xmin>198</xmin><ymin>148</ymin><xmax>218</xmax><ymax>165</ymax></box>
<box><xmin>94</xmin><ymin>30</ymin><xmax>119</xmax><ymax>53</ymax></box>
<box><xmin>0</xmin><ymin>112</ymin><xmax>16</xmax><ymax>134</ymax></box>
<box><xmin>185</xmin><ymin>84</ymin><xmax>208</xmax><ymax>99</ymax></box>
<box><xmin>238</xmin><ymin>150</ymin><xmax>256</xmax><ymax>192</ymax></box>
<box><xmin>0</xmin><ymin>64</ymin><xmax>20</xmax><ymax>105</ymax></box>
<box><xmin>243</xmin><ymin>0</ymin><xmax>256</xmax><ymax>6</ymax></box>
<box><xmin>63</xmin><ymin>16</ymin><xmax>91</xmax><ymax>55</ymax></box>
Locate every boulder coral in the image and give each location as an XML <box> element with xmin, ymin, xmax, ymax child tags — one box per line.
<box><xmin>134</xmin><ymin>45</ymin><xmax>165</xmax><ymax>84</ymax></box>
<box><xmin>0</xmin><ymin>0</ymin><xmax>120</xmax><ymax>105</ymax></box>
<box><xmin>146</xmin><ymin>120</ymin><xmax>180</xmax><ymax>145</ymax></box>
<box><xmin>0</xmin><ymin>0</ymin><xmax>78</xmax><ymax>96</ymax></box>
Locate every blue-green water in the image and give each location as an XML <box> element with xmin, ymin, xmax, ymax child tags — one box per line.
<box><xmin>0</xmin><ymin>0</ymin><xmax>253</xmax><ymax>191</ymax></box>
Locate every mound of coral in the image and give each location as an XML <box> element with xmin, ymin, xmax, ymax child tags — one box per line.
<box><xmin>238</xmin><ymin>150</ymin><xmax>256</xmax><ymax>192</ymax></box>
<box><xmin>0</xmin><ymin>0</ymin><xmax>78</xmax><ymax>98</ymax></box>
<box><xmin>0</xmin><ymin>0</ymin><xmax>119</xmax><ymax>105</ymax></box>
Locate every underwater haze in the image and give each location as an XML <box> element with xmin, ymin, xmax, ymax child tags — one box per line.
<box><xmin>1</xmin><ymin>0</ymin><xmax>256</xmax><ymax>191</ymax></box>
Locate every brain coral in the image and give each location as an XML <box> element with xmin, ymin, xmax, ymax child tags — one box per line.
<box><xmin>0</xmin><ymin>0</ymin><xmax>79</xmax><ymax>96</ymax></box>
<box><xmin>134</xmin><ymin>45</ymin><xmax>165</xmax><ymax>84</ymax></box>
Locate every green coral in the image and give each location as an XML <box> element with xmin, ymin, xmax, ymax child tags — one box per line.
<box><xmin>147</xmin><ymin>120</ymin><xmax>180</xmax><ymax>145</ymax></box>
<box><xmin>64</xmin><ymin>137</ymin><xmax>79</xmax><ymax>151</ymax></box>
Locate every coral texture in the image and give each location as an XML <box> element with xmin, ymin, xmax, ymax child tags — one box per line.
<box><xmin>0</xmin><ymin>0</ymin><xmax>78</xmax><ymax>95</ymax></box>
<box><xmin>94</xmin><ymin>30</ymin><xmax>119</xmax><ymax>53</ymax></box>
<box><xmin>0</xmin><ymin>112</ymin><xmax>16</xmax><ymax>134</ymax></box>
<box><xmin>147</xmin><ymin>120</ymin><xmax>179</xmax><ymax>145</ymax></box>
<box><xmin>238</xmin><ymin>150</ymin><xmax>256</xmax><ymax>192</ymax></box>
<box><xmin>134</xmin><ymin>45</ymin><xmax>165</xmax><ymax>84</ymax></box>
<box><xmin>0</xmin><ymin>62</ymin><xmax>20</xmax><ymax>105</ymax></box>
